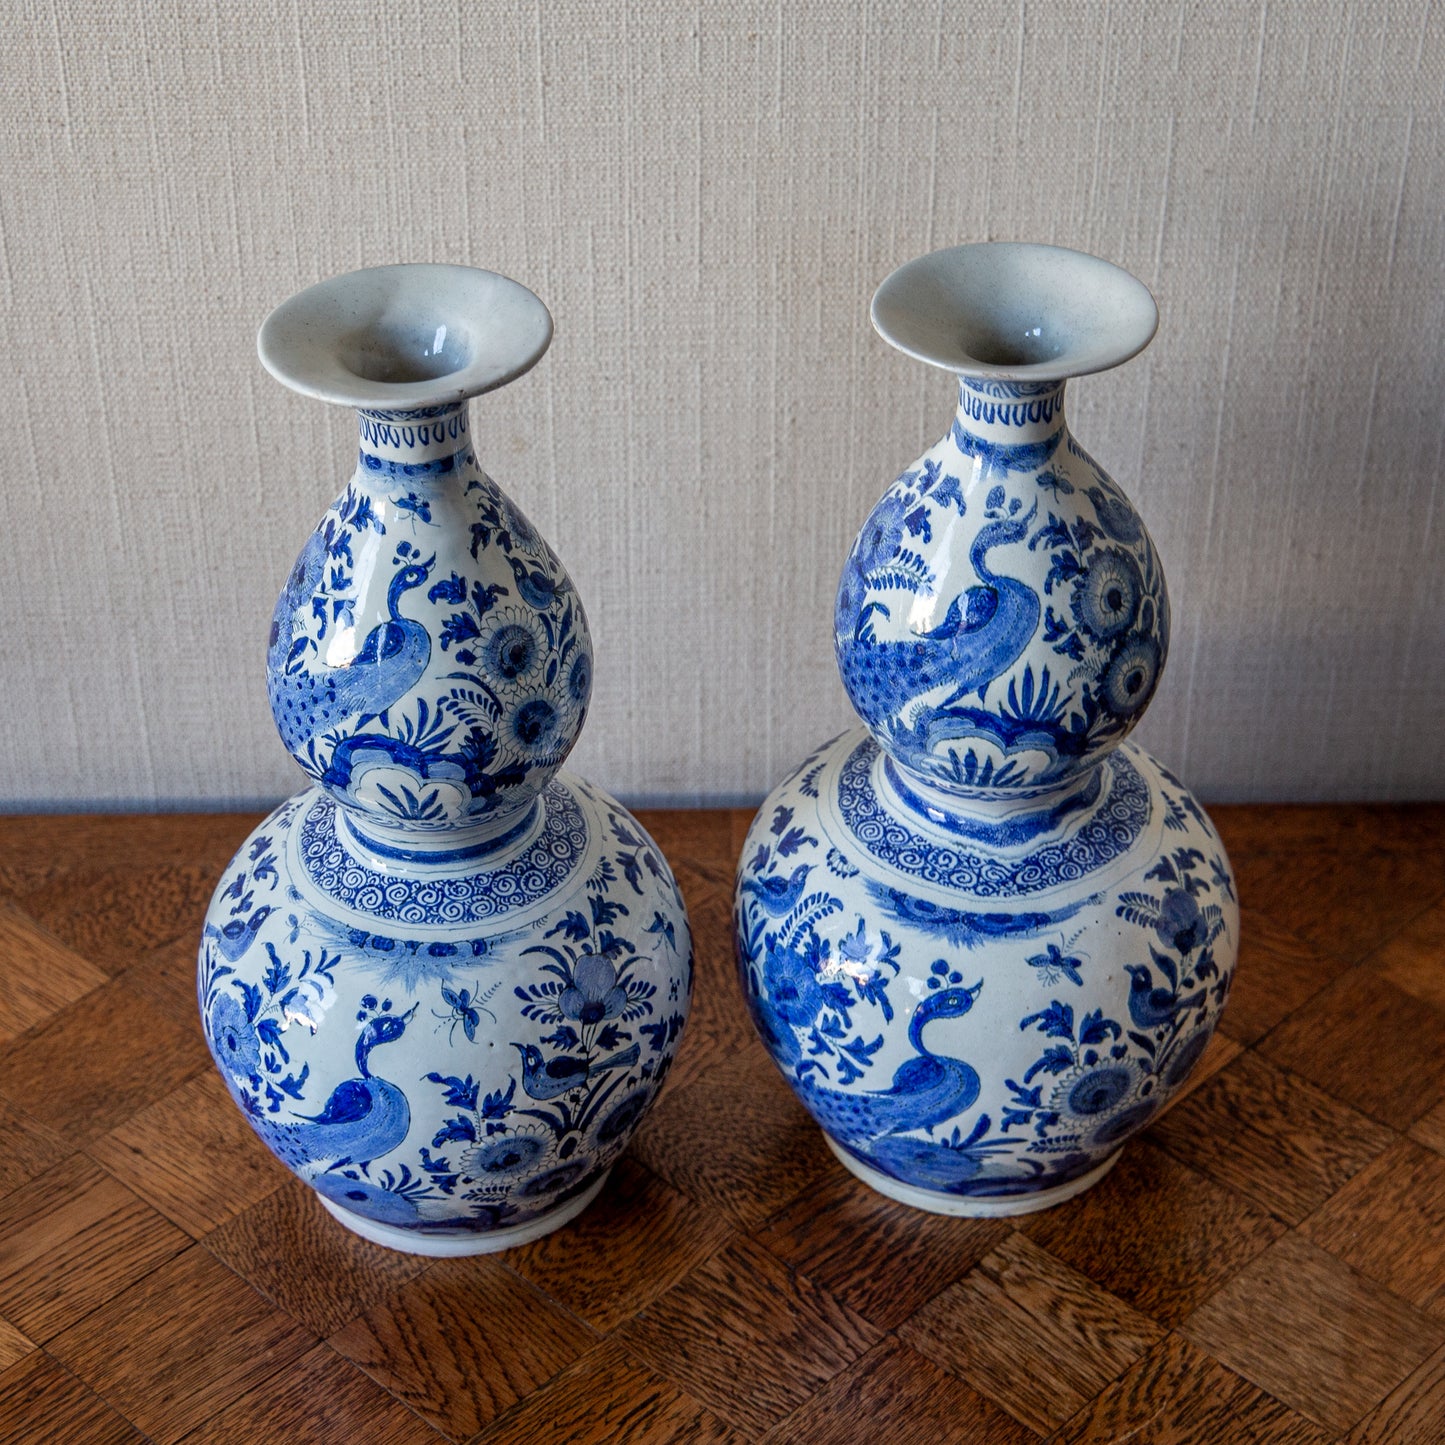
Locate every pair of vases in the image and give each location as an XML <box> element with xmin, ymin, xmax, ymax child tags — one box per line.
<box><xmin>201</xmin><ymin>248</ymin><xmax>1237</xmax><ymax>1255</ymax></box>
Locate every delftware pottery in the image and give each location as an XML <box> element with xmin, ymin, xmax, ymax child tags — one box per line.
<box><xmin>735</xmin><ymin>243</ymin><xmax>1237</xmax><ymax>1215</ymax></box>
<box><xmin>199</xmin><ymin>265</ymin><xmax>692</xmax><ymax>1255</ymax></box>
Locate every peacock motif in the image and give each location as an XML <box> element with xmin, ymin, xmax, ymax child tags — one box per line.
<box><xmin>798</xmin><ymin>983</ymin><xmax>983</xmax><ymax>1147</ymax></box>
<box><xmin>268</xmin><ymin>557</ymin><xmax>435</xmax><ymax>752</ymax></box>
<box><xmin>253</xmin><ymin>1006</ymin><xmax>415</xmax><ymax>1171</ymax></box>
<box><xmin>837</xmin><ymin>502</ymin><xmax>1041</xmax><ymax>731</ymax></box>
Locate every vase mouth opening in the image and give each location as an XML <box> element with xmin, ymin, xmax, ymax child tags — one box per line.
<box><xmin>871</xmin><ymin>242</ymin><xmax>1158</xmax><ymax>382</ymax></box>
<box><xmin>338</xmin><ymin>317</ymin><xmax>475</xmax><ymax>387</ymax></box>
<box><xmin>258</xmin><ymin>263</ymin><xmax>553</xmax><ymax>409</ymax></box>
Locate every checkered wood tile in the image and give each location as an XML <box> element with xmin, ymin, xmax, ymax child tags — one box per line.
<box><xmin>0</xmin><ymin>805</ymin><xmax>1442</xmax><ymax>1442</ymax></box>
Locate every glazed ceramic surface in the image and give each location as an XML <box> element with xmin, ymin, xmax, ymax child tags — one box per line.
<box><xmin>735</xmin><ymin>244</ymin><xmax>1237</xmax><ymax>1215</ymax></box>
<box><xmin>200</xmin><ymin>266</ymin><xmax>691</xmax><ymax>1254</ymax></box>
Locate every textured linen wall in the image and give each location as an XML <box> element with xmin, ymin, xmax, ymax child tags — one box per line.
<box><xmin>0</xmin><ymin>1</ymin><xmax>1440</xmax><ymax>807</ymax></box>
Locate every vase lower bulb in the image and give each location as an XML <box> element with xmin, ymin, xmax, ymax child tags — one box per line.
<box><xmin>735</xmin><ymin>730</ymin><xmax>1234</xmax><ymax>1217</ymax></box>
<box><xmin>204</xmin><ymin>779</ymin><xmax>690</xmax><ymax>1256</ymax></box>
<box><xmin>734</xmin><ymin>242</ymin><xmax>1237</xmax><ymax>1217</ymax></box>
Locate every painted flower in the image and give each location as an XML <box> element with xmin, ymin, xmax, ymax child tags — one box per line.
<box><xmin>1058</xmin><ymin>1062</ymin><xmax>1134</xmax><ymax>1117</ymax></box>
<box><xmin>504</xmin><ymin>689</ymin><xmax>567</xmax><ymax>761</ymax></box>
<box><xmin>499</xmin><ymin>492</ymin><xmax>544</xmax><ymax>553</ymax></box>
<box><xmin>567</xmin><ymin>649</ymin><xmax>593</xmax><ymax>707</ymax></box>
<box><xmin>1163</xmin><ymin>1027</ymin><xmax>1213</xmax><ymax>1087</ymax></box>
<box><xmin>560</xmin><ymin>952</ymin><xmax>629</xmax><ymax>1025</ymax></box>
<box><xmin>514</xmin><ymin>1160</ymin><xmax>592</xmax><ymax>1199</ymax></box>
<box><xmin>594</xmin><ymin>1087</ymin><xmax>650</xmax><ymax>1146</ymax></box>
<box><xmin>1155</xmin><ymin>887</ymin><xmax>1206</xmax><ymax>954</ymax></box>
<box><xmin>313</xmin><ymin>1173</ymin><xmax>422</xmax><ymax>1227</ymax></box>
<box><xmin>837</xmin><ymin>491</ymin><xmax>913</xmax><ymax>628</ymax></box>
<box><xmin>208</xmin><ymin>992</ymin><xmax>261</xmax><ymax>1081</ymax></box>
<box><xmin>1089</xmin><ymin>1098</ymin><xmax>1158</xmax><ymax>1148</ymax></box>
<box><xmin>1073</xmin><ymin>548</ymin><xmax>1142</xmax><ymax>640</ymax></box>
<box><xmin>461</xmin><ymin>1129</ymin><xmax>550</xmax><ymax>1180</ymax></box>
<box><xmin>762</xmin><ymin>942</ymin><xmax>826</xmax><ymax>1027</ymax></box>
<box><xmin>855</xmin><ymin>491</ymin><xmax>912</xmax><ymax>569</ymax></box>
<box><xmin>476</xmin><ymin>606</ymin><xmax>545</xmax><ymax>691</ymax></box>
<box><xmin>1100</xmin><ymin>633</ymin><xmax>1162</xmax><ymax>717</ymax></box>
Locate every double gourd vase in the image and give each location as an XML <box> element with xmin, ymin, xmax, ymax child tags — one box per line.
<box><xmin>199</xmin><ymin>266</ymin><xmax>692</xmax><ymax>1254</ymax></box>
<box><xmin>735</xmin><ymin>243</ymin><xmax>1238</xmax><ymax>1214</ymax></box>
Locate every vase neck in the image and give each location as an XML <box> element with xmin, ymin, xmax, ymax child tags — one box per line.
<box><xmin>953</xmin><ymin>378</ymin><xmax>1066</xmax><ymax>449</ymax></box>
<box><xmin>356</xmin><ymin>401</ymin><xmax>472</xmax><ymax>483</ymax></box>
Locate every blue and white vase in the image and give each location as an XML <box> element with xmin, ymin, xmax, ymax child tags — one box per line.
<box><xmin>199</xmin><ymin>266</ymin><xmax>692</xmax><ymax>1255</ymax></box>
<box><xmin>734</xmin><ymin>243</ymin><xmax>1237</xmax><ymax>1215</ymax></box>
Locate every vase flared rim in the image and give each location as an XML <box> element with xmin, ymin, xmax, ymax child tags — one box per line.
<box><xmin>257</xmin><ymin>263</ymin><xmax>553</xmax><ymax>410</ymax></box>
<box><xmin>871</xmin><ymin>242</ymin><xmax>1158</xmax><ymax>382</ymax></box>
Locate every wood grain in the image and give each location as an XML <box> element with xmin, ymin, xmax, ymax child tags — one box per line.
<box><xmin>506</xmin><ymin>1157</ymin><xmax>735</xmax><ymax>1332</ymax></box>
<box><xmin>1259</xmin><ymin>964</ymin><xmax>1445</xmax><ymax>1129</ymax></box>
<box><xmin>330</xmin><ymin>1256</ymin><xmax>594</xmax><ymax>1441</ymax></box>
<box><xmin>203</xmin><ymin>1179</ymin><xmax>428</xmax><ymax>1338</ymax></box>
<box><xmin>616</xmin><ymin>1237</ymin><xmax>880</xmax><ymax>1435</ymax></box>
<box><xmin>899</xmin><ymin>1230</ymin><xmax>1165</xmax><ymax>1434</ymax></box>
<box><xmin>1372</xmin><ymin>897</ymin><xmax>1445</xmax><ymax>1009</ymax></box>
<box><xmin>1299</xmin><ymin>1138</ymin><xmax>1445</xmax><ymax>1316</ymax></box>
<box><xmin>12</xmin><ymin>865</ymin><xmax>216</xmax><ymax>974</ymax></box>
<box><xmin>0</xmin><ymin>1320</ymin><xmax>31</xmax><ymax>1376</ymax></box>
<box><xmin>1020</xmin><ymin>1140</ymin><xmax>1284</xmax><ymax>1325</ymax></box>
<box><xmin>174</xmin><ymin>1343</ymin><xmax>441</xmax><ymax>1445</ymax></box>
<box><xmin>628</xmin><ymin>1042</ymin><xmax>836</xmax><ymax>1230</ymax></box>
<box><xmin>0</xmin><ymin>805</ymin><xmax>1443</xmax><ymax>1440</ymax></box>
<box><xmin>88</xmin><ymin>1070</ymin><xmax>287</xmax><ymax>1238</ymax></box>
<box><xmin>474</xmin><ymin>1339</ymin><xmax>743</xmax><ymax>1444</ymax></box>
<box><xmin>0</xmin><ymin>975</ymin><xmax>209</xmax><ymax>1148</ymax></box>
<box><xmin>1182</xmin><ymin>1232</ymin><xmax>1445</xmax><ymax>1433</ymax></box>
<box><xmin>1219</xmin><ymin>909</ymin><xmax>1352</xmax><ymax>1045</ymax></box>
<box><xmin>0</xmin><ymin>1097</ymin><xmax>68</xmax><ymax>1202</ymax></box>
<box><xmin>47</xmin><ymin>1246</ymin><xmax>315</xmax><ymax>1444</ymax></box>
<box><xmin>1410</xmin><ymin>1096</ymin><xmax>1445</xmax><ymax>1157</ymax></box>
<box><xmin>0</xmin><ymin>1351</ymin><xmax>145</xmax><ymax>1445</ymax></box>
<box><xmin>1050</xmin><ymin>1331</ymin><xmax>1333</xmax><ymax>1445</ymax></box>
<box><xmin>0</xmin><ymin>904</ymin><xmax>108</xmax><ymax>1042</ymax></box>
<box><xmin>1348</xmin><ymin>1342</ymin><xmax>1445</xmax><ymax>1445</ymax></box>
<box><xmin>0</xmin><ymin>1155</ymin><xmax>188</xmax><ymax>1343</ymax></box>
<box><xmin>1149</xmin><ymin>1049</ymin><xmax>1395</xmax><ymax>1223</ymax></box>
<box><xmin>760</xmin><ymin>1337</ymin><xmax>1034</xmax><ymax>1445</ymax></box>
<box><xmin>752</xmin><ymin>1168</ymin><xmax>1009</xmax><ymax>1330</ymax></box>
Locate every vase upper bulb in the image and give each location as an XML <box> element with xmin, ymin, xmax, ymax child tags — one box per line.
<box><xmin>837</xmin><ymin>244</ymin><xmax>1167</xmax><ymax>801</ymax></box>
<box><xmin>256</xmin><ymin>267</ymin><xmax>590</xmax><ymax>851</ymax></box>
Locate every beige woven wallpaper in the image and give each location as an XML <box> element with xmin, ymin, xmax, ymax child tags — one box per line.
<box><xmin>1</xmin><ymin>0</ymin><xmax>1441</xmax><ymax>808</ymax></box>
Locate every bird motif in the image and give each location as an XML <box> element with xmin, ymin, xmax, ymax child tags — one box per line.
<box><xmin>740</xmin><ymin>864</ymin><xmax>814</xmax><ymax>917</ymax></box>
<box><xmin>1124</xmin><ymin>964</ymin><xmax>1202</xmax><ymax>1031</ymax></box>
<box><xmin>513</xmin><ymin>1041</ymin><xmax>640</xmax><ymax>1102</ymax></box>
<box><xmin>507</xmin><ymin>554</ymin><xmax>563</xmax><ymax>611</ymax></box>
<box><xmin>839</xmin><ymin>506</ymin><xmax>1041</xmax><ymax>723</ymax></box>
<box><xmin>799</xmin><ymin>983</ymin><xmax>983</xmax><ymax>1147</ymax></box>
<box><xmin>269</xmin><ymin>558</ymin><xmax>435</xmax><ymax>752</ymax></box>
<box><xmin>257</xmin><ymin>1008</ymin><xmax>414</xmax><ymax>1170</ymax></box>
<box><xmin>204</xmin><ymin>906</ymin><xmax>274</xmax><ymax>962</ymax></box>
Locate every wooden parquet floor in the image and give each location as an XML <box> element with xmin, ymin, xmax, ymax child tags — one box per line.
<box><xmin>0</xmin><ymin>805</ymin><xmax>1443</xmax><ymax>1443</ymax></box>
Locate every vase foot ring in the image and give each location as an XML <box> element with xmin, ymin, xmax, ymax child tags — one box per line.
<box><xmin>317</xmin><ymin>1171</ymin><xmax>610</xmax><ymax>1256</ymax></box>
<box><xmin>826</xmin><ymin>1139</ymin><xmax>1122</xmax><ymax>1217</ymax></box>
